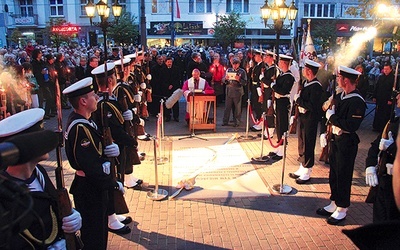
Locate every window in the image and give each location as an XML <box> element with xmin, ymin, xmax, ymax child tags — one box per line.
<box><xmin>152</xmin><ymin>0</ymin><xmax>171</xmax><ymax>14</ymax></box>
<box><xmin>50</xmin><ymin>0</ymin><xmax>64</xmax><ymax>17</ymax></box>
<box><xmin>189</xmin><ymin>0</ymin><xmax>212</xmax><ymax>13</ymax></box>
<box><xmin>304</xmin><ymin>3</ymin><xmax>335</xmax><ymax>18</ymax></box>
<box><xmin>20</xmin><ymin>0</ymin><xmax>33</xmax><ymax>17</ymax></box>
<box><xmin>226</xmin><ymin>0</ymin><xmax>249</xmax><ymax>13</ymax></box>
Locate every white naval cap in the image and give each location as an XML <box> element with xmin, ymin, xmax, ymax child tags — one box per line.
<box><xmin>124</xmin><ymin>53</ymin><xmax>137</xmax><ymax>60</ymax></box>
<box><xmin>265</xmin><ymin>50</ymin><xmax>276</xmax><ymax>57</ymax></box>
<box><xmin>338</xmin><ymin>65</ymin><xmax>361</xmax><ymax>80</ymax></box>
<box><xmin>63</xmin><ymin>77</ymin><xmax>94</xmax><ymax>98</ymax></box>
<box><xmin>114</xmin><ymin>58</ymin><xmax>130</xmax><ymax>67</ymax></box>
<box><xmin>279</xmin><ymin>54</ymin><xmax>293</xmax><ymax>61</ymax></box>
<box><xmin>253</xmin><ymin>49</ymin><xmax>263</xmax><ymax>55</ymax></box>
<box><xmin>0</xmin><ymin>108</ymin><xmax>45</xmax><ymax>141</ymax></box>
<box><xmin>91</xmin><ymin>62</ymin><xmax>116</xmax><ymax>78</ymax></box>
<box><xmin>304</xmin><ymin>59</ymin><xmax>321</xmax><ymax>69</ymax></box>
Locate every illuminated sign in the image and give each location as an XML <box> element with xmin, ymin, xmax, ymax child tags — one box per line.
<box><xmin>51</xmin><ymin>25</ymin><xmax>80</xmax><ymax>34</ymax></box>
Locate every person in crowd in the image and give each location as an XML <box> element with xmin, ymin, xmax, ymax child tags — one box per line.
<box><xmin>63</xmin><ymin>77</ymin><xmax>125</xmax><ymax>249</ymax></box>
<box><xmin>268</xmin><ymin>54</ymin><xmax>295</xmax><ymax>161</ymax></box>
<box><xmin>182</xmin><ymin>69</ymin><xmax>215</xmax><ymax>123</ymax></box>
<box><xmin>365</xmin><ymin>91</ymin><xmax>400</xmax><ymax>222</ymax></box>
<box><xmin>85</xmin><ymin>56</ymin><xmax>100</xmax><ymax>93</ymax></box>
<box><xmin>288</xmin><ymin>59</ymin><xmax>323</xmax><ymax>184</ymax></box>
<box><xmin>161</xmin><ymin>57</ymin><xmax>181</xmax><ymax>122</ymax></box>
<box><xmin>249</xmin><ymin>49</ymin><xmax>264</xmax><ymax>131</ymax></box>
<box><xmin>75</xmin><ymin>56</ymin><xmax>87</xmax><ymax>81</ymax></box>
<box><xmin>373</xmin><ymin>63</ymin><xmax>396</xmax><ymax>132</ymax></box>
<box><xmin>222</xmin><ymin>57</ymin><xmax>247</xmax><ymax>127</ymax></box>
<box><xmin>209</xmin><ymin>52</ymin><xmax>226</xmax><ymax>104</ymax></box>
<box><xmin>91</xmin><ymin>62</ymin><xmax>135</xmax><ymax>235</ymax></box>
<box><xmin>22</xmin><ymin>62</ymin><xmax>40</xmax><ymax>108</ymax></box>
<box><xmin>55</xmin><ymin>53</ymin><xmax>72</xmax><ymax>109</ymax></box>
<box><xmin>316</xmin><ymin>65</ymin><xmax>365</xmax><ymax>225</ymax></box>
<box><xmin>0</xmin><ymin>108</ymin><xmax>82</xmax><ymax>249</ymax></box>
<box><xmin>31</xmin><ymin>48</ymin><xmax>48</xmax><ymax>115</ymax></box>
<box><xmin>44</xmin><ymin>54</ymin><xmax>57</xmax><ymax>117</ymax></box>
<box><xmin>355</xmin><ymin>64</ymin><xmax>369</xmax><ymax>100</ymax></box>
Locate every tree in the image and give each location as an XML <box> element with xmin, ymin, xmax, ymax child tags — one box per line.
<box><xmin>8</xmin><ymin>28</ymin><xmax>23</xmax><ymax>47</ymax></box>
<box><xmin>44</xmin><ymin>18</ymin><xmax>75</xmax><ymax>50</ymax></box>
<box><xmin>213</xmin><ymin>12</ymin><xmax>246</xmax><ymax>50</ymax></box>
<box><xmin>107</xmin><ymin>11</ymin><xmax>139</xmax><ymax>46</ymax></box>
<box><xmin>311</xmin><ymin>20</ymin><xmax>337</xmax><ymax>53</ymax></box>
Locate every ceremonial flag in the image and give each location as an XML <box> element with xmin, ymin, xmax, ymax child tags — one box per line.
<box><xmin>304</xmin><ymin>18</ymin><xmax>316</xmax><ymax>61</ymax></box>
<box><xmin>176</xmin><ymin>0</ymin><xmax>181</xmax><ymax>18</ymax></box>
<box><xmin>299</xmin><ymin>23</ymin><xmax>307</xmax><ymax>67</ymax></box>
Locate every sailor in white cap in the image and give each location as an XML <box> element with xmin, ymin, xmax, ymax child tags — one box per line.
<box><xmin>0</xmin><ymin>108</ymin><xmax>82</xmax><ymax>249</ymax></box>
<box><xmin>113</xmin><ymin>58</ymin><xmax>144</xmax><ymax>189</ymax></box>
<box><xmin>316</xmin><ymin>65</ymin><xmax>365</xmax><ymax>225</ymax></box>
<box><xmin>91</xmin><ymin>63</ymin><xmax>136</xmax><ymax>234</ymax></box>
<box><xmin>63</xmin><ymin>77</ymin><xmax>126</xmax><ymax>249</ymax></box>
<box><xmin>288</xmin><ymin>59</ymin><xmax>323</xmax><ymax>184</ymax></box>
<box><xmin>258</xmin><ymin>50</ymin><xmax>277</xmax><ymax>138</ymax></box>
<box><xmin>268</xmin><ymin>54</ymin><xmax>295</xmax><ymax>161</ymax></box>
<box><xmin>249</xmin><ymin>49</ymin><xmax>265</xmax><ymax>131</ymax></box>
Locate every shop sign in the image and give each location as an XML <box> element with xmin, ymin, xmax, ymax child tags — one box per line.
<box><xmin>149</xmin><ymin>21</ymin><xmax>203</xmax><ymax>35</ymax></box>
<box><xmin>51</xmin><ymin>25</ymin><xmax>80</xmax><ymax>34</ymax></box>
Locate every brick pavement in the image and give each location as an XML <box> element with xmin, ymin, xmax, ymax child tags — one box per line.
<box><xmin>40</xmin><ymin>101</ymin><xmax>379</xmax><ymax>249</ymax></box>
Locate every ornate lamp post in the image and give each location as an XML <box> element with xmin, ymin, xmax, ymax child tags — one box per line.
<box><xmin>260</xmin><ymin>0</ymin><xmax>298</xmax><ymax>59</ymax></box>
<box><xmin>85</xmin><ymin>0</ymin><xmax>122</xmax><ymax>64</ymax></box>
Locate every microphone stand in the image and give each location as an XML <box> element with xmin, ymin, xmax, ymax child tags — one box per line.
<box><xmin>179</xmin><ymin>88</ymin><xmax>207</xmax><ymax>141</ymax></box>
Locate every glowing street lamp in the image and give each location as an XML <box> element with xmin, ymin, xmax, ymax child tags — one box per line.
<box><xmin>261</xmin><ymin>0</ymin><xmax>298</xmax><ymax>58</ymax></box>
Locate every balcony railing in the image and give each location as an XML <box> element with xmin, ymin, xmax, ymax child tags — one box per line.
<box><xmin>13</xmin><ymin>14</ymin><xmax>39</xmax><ymax>26</ymax></box>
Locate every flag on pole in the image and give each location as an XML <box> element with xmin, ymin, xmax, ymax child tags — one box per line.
<box><xmin>176</xmin><ymin>0</ymin><xmax>181</xmax><ymax>18</ymax></box>
<box><xmin>299</xmin><ymin>24</ymin><xmax>307</xmax><ymax>67</ymax></box>
<box><xmin>304</xmin><ymin>19</ymin><xmax>316</xmax><ymax>61</ymax></box>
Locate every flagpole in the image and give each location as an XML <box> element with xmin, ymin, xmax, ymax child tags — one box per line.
<box><xmin>171</xmin><ymin>0</ymin><xmax>175</xmax><ymax>47</ymax></box>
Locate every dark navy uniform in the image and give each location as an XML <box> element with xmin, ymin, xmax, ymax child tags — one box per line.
<box><xmin>328</xmin><ymin>90</ymin><xmax>366</xmax><ymax>208</ymax></box>
<box><xmin>0</xmin><ymin>165</ymin><xmax>63</xmax><ymax>249</ymax></box>
<box><xmin>261</xmin><ymin>63</ymin><xmax>277</xmax><ymax>128</ymax></box>
<box><xmin>366</xmin><ymin>118</ymin><xmax>400</xmax><ymax>222</ymax></box>
<box><xmin>65</xmin><ymin>111</ymin><xmax>119</xmax><ymax>250</ymax></box>
<box><xmin>272</xmin><ymin>70</ymin><xmax>295</xmax><ymax>141</ymax></box>
<box><xmin>250</xmin><ymin>61</ymin><xmax>264</xmax><ymax>120</ymax></box>
<box><xmin>296</xmin><ymin>78</ymin><xmax>324</xmax><ymax>168</ymax></box>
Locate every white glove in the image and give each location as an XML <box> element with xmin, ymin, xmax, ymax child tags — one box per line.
<box><xmin>122</xmin><ymin>110</ymin><xmax>133</xmax><ymax>121</ymax></box>
<box><xmin>47</xmin><ymin>239</ymin><xmax>66</xmax><ymax>250</ymax></box>
<box><xmin>140</xmin><ymin>82</ymin><xmax>147</xmax><ymax>89</ymax></box>
<box><xmin>259</xmin><ymin>73</ymin><xmax>264</xmax><ymax>81</ymax></box>
<box><xmin>117</xmin><ymin>181</ymin><xmax>125</xmax><ymax>194</ymax></box>
<box><xmin>386</xmin><ymin>163</ymin><xmax>394</xmax><ymax>175</ymax></box>
<box><xmin>62</xmin><ymin>209</ymin><xmax>82</xmax><ymax>233</ymax></box>
<box><xmin>134</xmin><ymin>94</ymin><xmax>141</xmax><ymax>102</ymax></box>
<box><xmin>104</xmin><ymin>143</ymin><xmax>120</xmax><ymax>158</ymax></box>
<box><xmin>132</xmin><ymin>107</ymin><xmax>138</xmax><ymax>114</ymax></box>
<box><xmin>366</xmin><ymin>166</ymin><xmax>378</xmax><ymax>187</ymax></box>
<box><xmin>267</xmin><ymin>100</ymin><xmax>272</xmax><ymax>109</ymax></box>
<box><xmin>271</xmin><ymin>81</ymin><xmax>276</xmax><ymax>88</ymax></box>
<box><xmin>257</xmin><ymin>87</ymin><xmax>262</xmax><ymax>97</ymax></box>
<box><xmin>320</xmin><ymin>133</ymin><xmax>327</xmax><ymax>148</ymax></box>
<box><xmin>146</xmin><ymin>74</ymin><xmax>152</xmax><ymax>80</ymax></box>
<box><xmin>275</xmin><ymin>92</ymin><xmax>283</xmax><ymax>99</ymax></box>
<box><xmin>379</xmin><ymin>131</ymin><xmax>394</xmax><ymax>151</ymax></box>
<box><xmin>294</xmin><ymin>93</ymin><xmax>300</xmax><ymax>101</ymax></box>
<box><xmin>326</xmin><ymin>105</ymin><xmax>335</xmax><ymax>120</ymax></box>
<box><xmin>332</xmin><ymin>125</ymin><xmax>342</xmax><ymax>135</ymax></box>
<box><xmin>289</xmin><ymin>116</ymin><xmax>295</xmax><ymax>126</ymax></box>
<box><xmin>298</xmin><ymin>107</ymin><xmax>307</xmax><ymax>114</ymax></box>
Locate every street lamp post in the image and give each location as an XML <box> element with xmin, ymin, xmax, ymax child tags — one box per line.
<box><xmin>260</xmin><ymin>0</ymin><xmax>298</xmax><ymax>59</ymax></box>
<box><xmin>85</xmin><ymin>0</ymin><xmax>122</xmax><ymax>65</ymax></box>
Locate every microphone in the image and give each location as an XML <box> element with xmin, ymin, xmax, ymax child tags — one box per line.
<box><xmin>0</xmin><ymin>130</ymin><xmax>58</xmax><ymax>169</ymax></box>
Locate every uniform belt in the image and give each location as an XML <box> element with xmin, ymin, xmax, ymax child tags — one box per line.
<box><xmin>76</xmin><ymin>170</ymin><xmax>86</xmax><ymax>177</ymax></box>
<box><xmin>252</xmin><ymin>81</ymin><xmax>258</xmax><ymax>85</ymax></box>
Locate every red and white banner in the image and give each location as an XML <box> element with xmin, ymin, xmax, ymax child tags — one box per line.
<box><xmin>303</xmin><ymin>19</ymin><xmax>316</xmax><ymax>62</ymax></box>
<box><xmin>176</xmin><ymin>0</ymin><xmax>181</xmax><ymax>18</ymax></box>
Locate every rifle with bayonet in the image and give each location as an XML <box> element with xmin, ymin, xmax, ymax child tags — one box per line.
<box><xmin>54</xmin><ymin>73</ymin><xmax>83</xmax><ymax>249</ymax></box>
<box><xmin>100</xmin><ymin>92</ymin><xmax>129</xmax><ymax>214</ymax></box>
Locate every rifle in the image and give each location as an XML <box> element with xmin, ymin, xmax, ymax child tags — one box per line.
<box><xmin>100</xmin><ymin>92</ymin><xmax>129</xmax><ymax>214</ymax></box>
<box><xmin>289</xmin><ymin>80</ymin><xmax>302</xmax><ymax>134</ymax></box>
<box><xmin>118</xmin><ymin>90</ymin><xmax>141</xmax><ymax>165</ymax></box>
<box><xmin>54</xmin><ymin>74</ymin><xmax>83</xmax><ymax>249</ymax></box>
<box><xmin>319</xmin><ymin>74</ymin><xmax>337</xmax><ymax>163</ymax></box>
<box><xmin>390</xmin><ymin>62</ymin><xmax>399</xmax><ymax>123</ymax></box>
<box><xmin>0</xmin><ymin>87</ymin><xmax>7</xmax><ymax>120</ymax></box>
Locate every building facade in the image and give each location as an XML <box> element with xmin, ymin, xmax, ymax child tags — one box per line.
<box><xmin>0</xmin><ymin>0</ymin><xmax>396</xmax><ymax>55</ymax></box>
